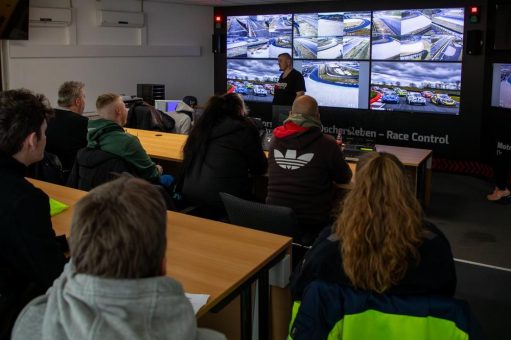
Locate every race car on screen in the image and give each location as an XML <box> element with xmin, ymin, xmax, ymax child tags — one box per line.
<box><xmin>431</xmin><ymin>93</ymin><xmax>456</xmax><ymax>106</ymax></box>
<box><xmin>421</xmin><ymin>90</ymin><xmax>433</xmax><ymax>98</ymax></box>
<box><xmin>253</xmin><ymin>85</ymin><xmax>268</xmax><ymax>96</ymax></box>
<box><xmin>381</xmin><ymin>91</ymin><xmax>400</xmax><ymax>104</ymax></box>
<box><xmin>406</xmin><ymin>92</ymin><xmax>427</xmax><ymax>105</ymax></box>
<box><xmin>395</xmin><ymin>88</ymin><xmax>408</xmax><ymax>97</ymax></box>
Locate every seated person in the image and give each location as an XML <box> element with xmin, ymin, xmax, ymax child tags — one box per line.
<box><xmin>266</xmin><ymin>95</ymin><xmax>352</xmax><ymax>241</ymax></box>
<box><xmin>0</xmin><ymin>89</ymin><xmax>67</xmax><ymax>339</ymax></box>
<box><xmin>487</xmin><ymin>139</ymin><xmax>511</xmax><ymax>201</ymax></box>
<box><xmin>12</xmin><ymin>177</ymin><xmax>225</xmax><ymax>340</ymax></box>
<box><xmin>183</xmin><ymin>95</ymin><xmax>205</xmax><ymax>122</ymax></box>
<box><xmin>290</xmin><ymin>152</ymin><xmax>456</xmax><ymax>302</ymax></box>
<box><xmin>181</xmin><ymin>93</ymin><xmax>267</xmax><ymax>218</ymax></box>
<box><xmin>167</xmin><ymin>101</ymin><xmax>193</xmax><ymax>134</ymax></box>
<box><xmin>45</xmin><ymin>81</ymin><xmax>88</xmax><ymax>172</ymax></box>
<box><xmin>83</xmin><ymin>93</ymin><xmax>172</xmax><ymax>187</ymax></box>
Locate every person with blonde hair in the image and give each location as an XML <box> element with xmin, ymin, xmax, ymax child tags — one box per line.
<box><xmin>71</xmin><ymin>93</ymin><xmax>173</xmax><ymax>188</ymax></box>
<box><xmin>290</xmin><ymin>152</ymin><xmax>456</xmax><ymax>300</ymax></box>
<box><xmin>12</xmin><ymin>176</ymin><xmax>225</xmax><ymax>340</ymax></box>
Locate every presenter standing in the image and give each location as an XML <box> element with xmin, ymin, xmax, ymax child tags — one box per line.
<box><xmin>272</xmin><ymin>53</ymin><xmax>306</xmax><ymax>129</ymax></box>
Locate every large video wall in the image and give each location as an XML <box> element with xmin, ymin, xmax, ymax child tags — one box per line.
<box><xmin>226</xmin><ymin>7</ymin><xmax>464</xmax><ymax>115</ymax></box>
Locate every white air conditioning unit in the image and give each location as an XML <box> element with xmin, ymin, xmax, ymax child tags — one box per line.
<box><xmin>96</xmin><ymin>10</ymin><xmax>144</xmax><ymax>28</ymax></box>
<box><xmin>29</xmin><ymin>7</ymin><xmax>72</xmax><ymax>27</ymax></box>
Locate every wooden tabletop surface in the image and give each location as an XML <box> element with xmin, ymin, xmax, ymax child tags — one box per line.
<box><xmin>125</xmin><ymin>128</ymin><xmax>432</xmax><ymax>168</ymax></box>
<box><xmin>125</xmin><ymin>128</ymin><xmax>187</xmax><ymax>162</ymax></box>
<box><xmin>29</xmin><ymin>178</ymin><xmax>292</xmax><ymax>318</ymax></box>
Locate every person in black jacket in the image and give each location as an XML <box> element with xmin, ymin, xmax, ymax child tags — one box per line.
<box><xmin>45</xmin><ymin>81</ymin><xmax>88</xmax><ymax>172</ymax></box>
<box><xmin>267</xmin><ymin>95</ymin><xmax>352</xmax><ymax>241</ymax></box>
<box><xmin>290</xmin><ymin>152</ymin><xmax>456</xmax><ymax>302</ymax></box>
<box><xmin>0</xmin><ymin>89</ymin><xmax>67</xmax><ymax>339</ymax></box>
<box><xmin>181</xmin><ymin>93</ymin><xmax>267</xmax><ymax>218</ymax></box>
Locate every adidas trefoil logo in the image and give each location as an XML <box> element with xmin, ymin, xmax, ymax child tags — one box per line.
<box><xmin>274</xmin><ymin>149</ymin><xmax>314</xmax><ymax>170</ymax></box>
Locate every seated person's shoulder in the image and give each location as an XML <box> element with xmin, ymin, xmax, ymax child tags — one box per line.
<box><xmin>11</xmin><ymin>295</ymin><xmax>48</xmax><ymax>339</ymax></box>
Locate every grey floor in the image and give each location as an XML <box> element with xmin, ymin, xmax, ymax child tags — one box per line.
<box><xmin>425</xmin><ymin>172</ymin><xmax>511</xmax><ymax>268</ymax></box>
<box><xmin>425</xmin><ymin>172</ymin><xmax>511</xmax><ymax>340</ymax></box>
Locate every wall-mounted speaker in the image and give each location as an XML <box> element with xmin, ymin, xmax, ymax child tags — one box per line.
<box><xmin>466</xmin><ymin>29</ymin><xmax>483</xmax><ymax>55</ymax></box>
<box><xmin>212</xmin><ymin>34</ymin><xmax>226</xmax><ymax>54</ymax></box>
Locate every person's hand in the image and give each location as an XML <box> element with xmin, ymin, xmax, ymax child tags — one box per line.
<box><xmin>156</xmin><ymin>164</ymin><xmax>163</xmax><ymax>175</ymax></box>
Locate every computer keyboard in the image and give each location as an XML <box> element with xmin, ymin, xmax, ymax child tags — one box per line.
<box><xmin>343</xmin><ymin>149</ymin><xmax>365</xmax><ymax>162</ymax></box>
<box><xmin>342</xmin><ymin>144</ymin><xmax>376</xmax><ymax>162</ymax></box>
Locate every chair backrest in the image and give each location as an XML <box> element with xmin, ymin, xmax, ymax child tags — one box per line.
<box><xmin>220</xmin><ymin>192</ymin><xmax>296</xmax><ymax>238</ymax></box>
<box><xmin>67</xmin><ymin>148</ymin><xmax>136</xmax><ymax>191</ymax></box>
<box><xmin>26</xmin><ymin>151</ymin><xmax>65</xmax><ymax>185</ymax></box>
<box><xmin>289</xmin><ymin>280</ymin><xmax>483</xmax><ymax>340</ymax></box>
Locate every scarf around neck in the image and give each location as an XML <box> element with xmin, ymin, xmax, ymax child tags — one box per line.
<box><xmin>284</xmin><ymin>113</ymin><xmax>322</xmax><ymax>129</ymax></box>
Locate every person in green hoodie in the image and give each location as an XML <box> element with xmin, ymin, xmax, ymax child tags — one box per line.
<box><xmin>87</xmin><ymin>93</ymin><xmax>172</xmax><ymax>186</ymax></box>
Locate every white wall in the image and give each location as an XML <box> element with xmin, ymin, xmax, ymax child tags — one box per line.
<box><xmin>2</xmin><ymin>0</ymin><xmax>214</xmax><ymax>114</ymax></box>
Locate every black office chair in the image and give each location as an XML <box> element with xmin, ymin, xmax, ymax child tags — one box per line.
<box><xmin>219</xmin><ymin>192</ymin><xmax>311</xmax><ymax>268</ymax></box>
<box><xmin>67</xmin><ymin>148</ymin><xmax>176</xmax><ymax>210</ymax></box>
<box><xmin>220</xmin><ymin>192</ymin><xmax>295</xmax><ymax>236</ymax></box>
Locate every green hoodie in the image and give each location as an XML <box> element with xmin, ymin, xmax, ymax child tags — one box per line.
<box><xmin>87</xmin><ymin>119</ymin><xmax>159</xmax><ymax>180</ymax></box>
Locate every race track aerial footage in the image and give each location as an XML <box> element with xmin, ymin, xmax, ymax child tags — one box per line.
<box><xmin>499</xmin><ymin>65</ymin><xmax>511</xmax><ymax>109</ymax></box>
<box><xmin>370</xmin><ymin>62</ymin><xmax>461</xmax><ymax>115</ymax></box>
<box><xmin>293</xmin><ymin>12</ymin><xmax>371</xmax><ymax>60</ymax></box>
<box><xmin>372</xmin><ymin>8</ymin><xmax>464</xmax><ymax>61</ymax></box>
<box><xmin>227</xmin><ymin>15</ymin><xmax>292</xmax><ymax>58</ymax></box>
<box><xmin>298</xmin><ymin>61</ymin><xmax>368</xmax><ymax>108</ymax></box>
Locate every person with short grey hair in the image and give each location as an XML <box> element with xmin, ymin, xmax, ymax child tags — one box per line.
<box><xmin>12</xmin><ymin>176</ymin><xmax>226</xmax><ymax>340</ymax></box>
<box><xmin>45</xmin><ymin>81</ymin><xmax>88</xmax><ymax>172</ymax></box>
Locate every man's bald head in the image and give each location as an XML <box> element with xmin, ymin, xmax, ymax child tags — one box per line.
<box><xmin>291</xmin><ymin>95</ymin><xmax>319</xmax><ymax>118</ymax></box>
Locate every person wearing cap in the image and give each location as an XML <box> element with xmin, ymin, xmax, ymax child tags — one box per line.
<box><xmin>167</xmin><ymin>101</ymin><xmax>193</xmax><ymax>135</ymax></box>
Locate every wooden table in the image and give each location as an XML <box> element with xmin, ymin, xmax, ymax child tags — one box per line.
<box><xmin>375</xmin><ymin>144</ymin><xmax>433</xmax><ymax>206</ymax></box>
<box><xmin>29</xmin><ymin>178</ymin><xmax>291</xmax><ymax>340</ymax></box>
<box><xmin>125</xmin><ymin>128</ymin><xmax>433</xmax><ymax>205</ymax></box>
<box><xmin>125</xmin><ymin>128</ymin><xmax>187</xmax><ymax>162</ymax></box>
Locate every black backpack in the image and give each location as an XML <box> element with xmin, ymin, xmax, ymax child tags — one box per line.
<box><xmin>127</xmin><ymin>102</ymin><xmax>175</xmax><ymax>132</ymax></box>
<box><xmin>26</xmin><ymin>151</ymin><xmax>65</xmax><ymax>185</ymax></box>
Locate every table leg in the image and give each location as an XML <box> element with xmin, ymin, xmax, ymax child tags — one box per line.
<box><xmin>240</xmin><ymin>285</ymin><xmax>252</xmax><ymax>340</ymax></box>
<box><xmin>258</xmin><ymin>270</ymin><xmax>270</xmax><ymax>340</ymax></box>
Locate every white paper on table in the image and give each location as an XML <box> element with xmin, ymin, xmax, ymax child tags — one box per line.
<box><xmin>185</xmin><ymin>293</ymin><xmax>210</xmax><ymax>315</ymax></box>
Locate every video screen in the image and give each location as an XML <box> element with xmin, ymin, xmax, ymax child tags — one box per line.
<box><xmin>226</xmin><ymin>59</ymin><xmax>281</xmax><ymax>103</ymax></box>
<box><xmin>372</xmin><ymin>8</ymin><xmax>464</xmax><ymax>61</ymax></box>
<box><xmin>226</xmin><ymin>14</ymin><xmax>292</xmax><ymax>58</ymax></box>
<box><xmin>491</xmin><ymin>63</ymin><xmax>511</xmax><ymax>109</ymax></box>
<box><xmin>295</xmin><ymin>60</ymin><xmax>370</xmax><ymax>109</ymax></box>
<box><xmin>293</xmin><ymin>11</ymin><xmax>371</xmax><ymax>60</ymax></box>
<box><xmin>370</xmin><ymin>61</ymin><xmax>462</xmax><ymax>115</ymax></box>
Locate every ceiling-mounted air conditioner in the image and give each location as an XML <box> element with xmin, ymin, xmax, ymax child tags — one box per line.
<box><xmin>29</xmin><ymin>7</ymin><xmax>72</xmax><ymax>27</ymax></box>
<box><xmin>96</xmin><ymin>10</ymin><xmax>144</xmax><ymax>28</ymax></box>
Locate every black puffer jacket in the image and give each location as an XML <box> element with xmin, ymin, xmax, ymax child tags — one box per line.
<box><xmin>67</xmin><ymin>148</ymin><xmax>135</xmax><ymax>191</ymax></box>
<box><xmin>182</xmin><ymin>117</ymin><xmax>267</xmax><ymax>210</ymax></box>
